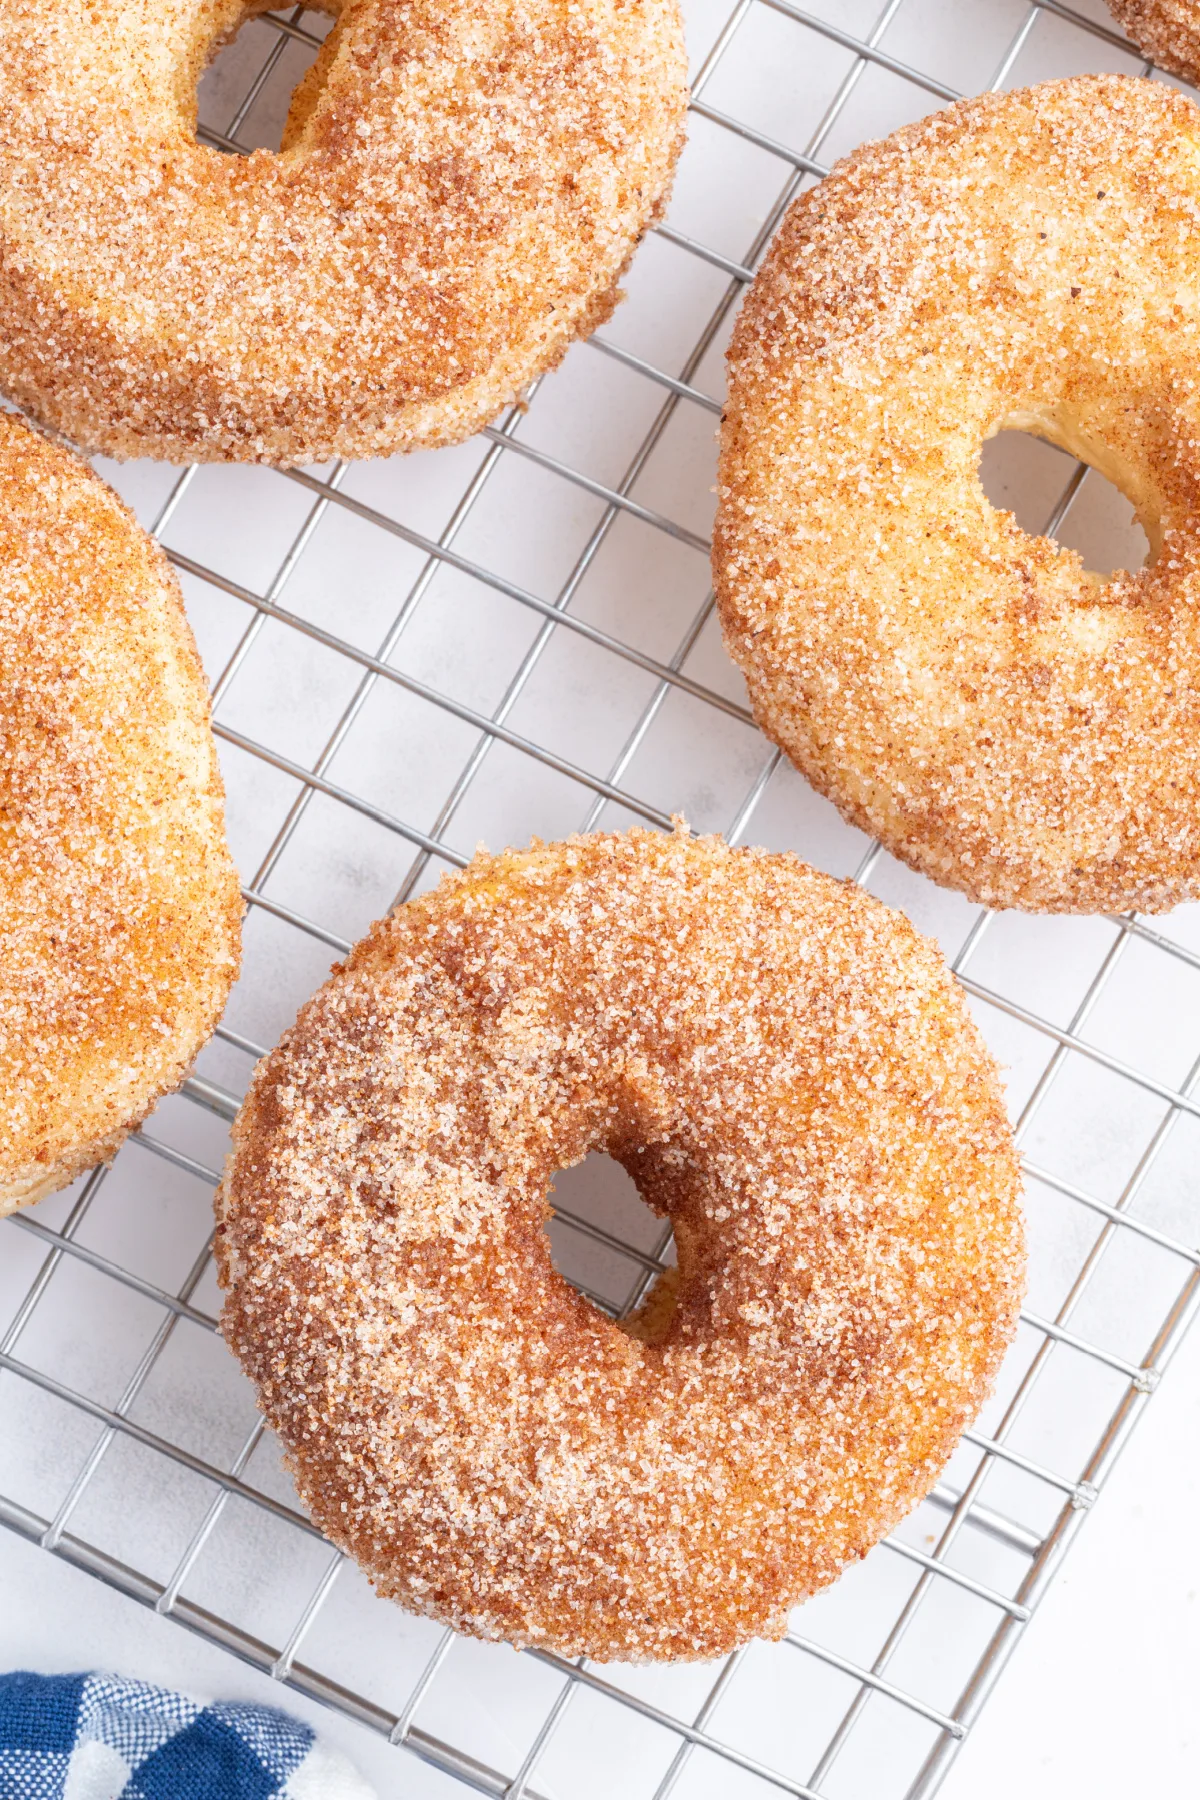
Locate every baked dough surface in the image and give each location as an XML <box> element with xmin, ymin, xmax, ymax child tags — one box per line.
<box><xmin>1109</xmin><ymin>0</ymin><xmax>1200</xmax><ymax>82</ymax></box>
<box><xmin>217</xmin><ymin>830</ymin><xmax>1023</xmax><ymax>1660</ymax></box>
<box><xmin>716</xmin><ymin>75</ymin><xmax>1200</xmax><ymax>911</ymax></box>
<box><xmin>0</xmin><ymin>416</ymin><xmax>241</xmax><ymax>1213</ymax></box>
<box><xmin>0</xmin><ymin>0</ymin><xmax>686</xmax><ymax>464</ymax></box>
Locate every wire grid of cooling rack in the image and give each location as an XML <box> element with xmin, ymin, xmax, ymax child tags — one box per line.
<box><xmin>3</xmin><ymin>0</ymin><xmax>1200</xmax><ymax>1795</ymax></box>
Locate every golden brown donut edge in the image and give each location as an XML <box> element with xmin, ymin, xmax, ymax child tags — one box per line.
<box><xmin>0</xmin><ymin>416</ymin><xmax>242</xmax><ymax>1213</ymax></box>
<box><xmin>216</xmin><ymin>829</ymin><xmax>1024</xmax><ymax>1661</ymax></box>
<box><xmin>715</xmin><ymin>74</ymin><xmax>1200</xmax><ymax>913</ymax></box>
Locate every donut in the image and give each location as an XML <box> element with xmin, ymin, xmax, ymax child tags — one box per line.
<box><xmin>714</xmin><ymin>74</ymin><xmax>1200</xmax><ymax>914</ymax></box>
<box><xmin>0</xmin><ymin>416</ymin><xmax>241</xmax><ymax>1216</ymax></box>
<box><xmin>1108</xmin><ymin>2</ymin><xmax>1200</xmax><ymax>81</ymax></box>
<box><xmin>0</xmin><ymin>0</ymin><xmax>686</xmax><ymax>466</ymax></box>
<box><xmin>216</xmin><ymin>829</ymin><xmax>1024</xmax><ymax>1661</ymax></box>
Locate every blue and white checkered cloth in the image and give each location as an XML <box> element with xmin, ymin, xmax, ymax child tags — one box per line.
<box><xmin>0</xmin><ymin>1672</ymin><xmax>376</xmax><ymax>1800</ymax></box>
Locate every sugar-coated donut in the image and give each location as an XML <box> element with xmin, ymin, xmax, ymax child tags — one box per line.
<box><xmin>216</xmin><ymin>829</ymin><xmax>1023</xmax><ymax>1661</ymax></box>
<box><xmin>715</xmin><ymin>75</ymin><xmax>1200</xmax><ymax>913</ymax></box>
<box><xmin>0</xmin><ymin>417</ymin><xmax>241</xmax><ymax>1216</ymax></box>
<box><xmin>0</xmin><ymin>0</ymin><xmax>686</xmax><ymax>466</ymax></box>
<box><xmin>1109</xmin><ymin>1</ymin><xmax>1200</xmax><ymax>81</ymax></box>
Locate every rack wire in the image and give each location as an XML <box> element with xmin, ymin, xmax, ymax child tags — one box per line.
<box><xmin>3</xmin><ymin>1</ymin><xmax>1200</xmax><ymax>1795</ymax></box>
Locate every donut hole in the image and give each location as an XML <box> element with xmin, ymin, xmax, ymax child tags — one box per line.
<box><xmin>195</xmin><ymin>3</ymin><xmax>338</xmax><ymax>154</ymax></box>
<box><xmin>546</xmin><ymin>1151</ymin><xmax>677</xmax><ymax>1334</ymax></box>
<box><xmin>979</xmin><ymin>424</ymin><xmax>1152</xmax><ymax>580</ymax></box>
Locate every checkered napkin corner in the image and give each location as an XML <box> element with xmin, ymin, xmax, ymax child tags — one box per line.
<box><xmin>0</xmin><ymin>1671</ymin><xmax>376</xmax><ymax>1800</ymax></box>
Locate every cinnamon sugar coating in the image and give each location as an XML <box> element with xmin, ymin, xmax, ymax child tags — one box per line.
<box><xmin>0</xmin><ymin>416</ymin><xmax>241</xmax><ymax>1214</ymax></box>
<box><xmin>0</xmin><ymin>0</ymin><xmax>686</xmax><ymax>466</ymax></box>
<box><xmin>715</xmin><ymin>75</ymin><xmax>1200</xmax><ymax>913</ymax></box>
<box><xmin>1109</xmin><ymin>1</ymin><xmax>1200</xmax><ymax>81</ymax></box>
<box><xmin>216</xmin><ymin>830</ymin><xmax>1023</xmax><ymax>1661</ymax></box>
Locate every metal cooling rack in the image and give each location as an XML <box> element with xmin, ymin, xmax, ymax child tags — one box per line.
<box><xmin>3</xmin><ymin>1</ymin><xmax>1200</xmax><ymax>1795</ymax></box>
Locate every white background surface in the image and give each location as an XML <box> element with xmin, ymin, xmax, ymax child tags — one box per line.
<box><xmin>3</xmin><ymin>2</ymin><xmax>1200</xmax><ymax>1798</ymax></box>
